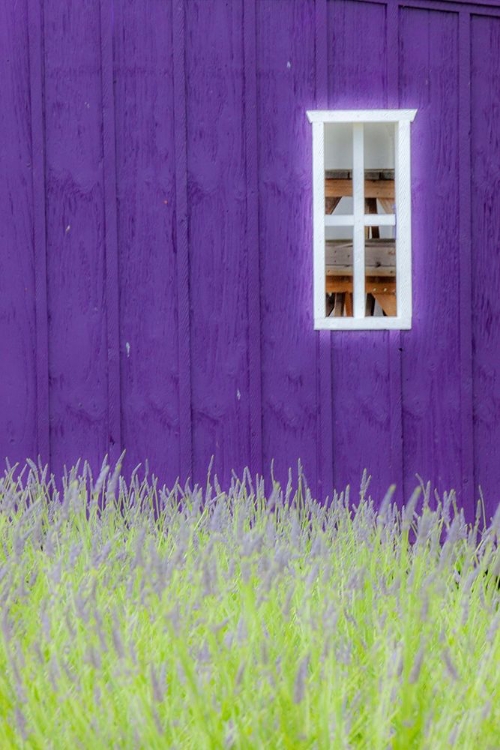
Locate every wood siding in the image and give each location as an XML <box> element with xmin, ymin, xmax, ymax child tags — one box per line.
<box><xmin>1</xmin><ymin>0</ymin><xmax>500</xmax><ymax>520</ymax></box>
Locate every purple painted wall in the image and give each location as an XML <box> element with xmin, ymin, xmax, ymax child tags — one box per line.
<box><xmin>1</xmin><ymin>0</ymin><xmax>500</xmax><ymax>521</ymax></box>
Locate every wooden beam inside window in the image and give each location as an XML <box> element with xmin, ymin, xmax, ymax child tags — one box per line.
<box><xmin>325</xmin><ymin>178</ymin><xmax>395</xmax><ymax>200</ymax></box>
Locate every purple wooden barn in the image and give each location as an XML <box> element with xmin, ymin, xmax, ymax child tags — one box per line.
<box><xmin>1</xmin><ymin>0</ymin><xmax>500</xmax><ymax>521</ymax></box>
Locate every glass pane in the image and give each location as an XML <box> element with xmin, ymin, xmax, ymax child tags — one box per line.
<box><xmin>363</xmin><ymin>123</ymin><xmax>397</xmax><ymax>317</ymax></box>
<box><xmin>325</xmin><ymin>226</ymin><xmax>354</xmax><ymax>318</ymax></box>
<box><xmin>364</xmin><ymin>219</ymin><xmax>396</xmax><ymax>318</ymax></box>
<box><xmin>324</xmin><ymin>123</ymin><xmax>353</xmax><ymax>171</ymax></box>
<box><xmin>324</xmin><ymin>122</ymin><xmax>354</xmax><ymax>219</ymax></box>
<box><xmin>363</xmin><ymin>123</ymin><xmax>395</xmax><ymax>171</ymax></box>
<box><xmin>324</xmin><ymin>124</ymin><xmax>355</xmax><ymax>318</ymax></box>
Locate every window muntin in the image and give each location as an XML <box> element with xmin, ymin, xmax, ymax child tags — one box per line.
<box><xmin>307</xmin><ymin>110</ymin><xmax>417</xmax><ymax>330</ymax></box>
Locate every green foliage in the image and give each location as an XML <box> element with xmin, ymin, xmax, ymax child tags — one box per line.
<box><xmin>0</xmin><ymin>460</ymin><xmax>499</xmax><ymax>748</ymax></box>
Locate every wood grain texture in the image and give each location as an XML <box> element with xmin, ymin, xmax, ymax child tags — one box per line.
<box><xmin>114</xmin><ymin>0</ymin><xmax>180</xmax><ymax>484</ymax></box>
<box><xmin>386</xmin><ymin>0</ymin><xmax>405</xmax><ymax>505</ymax></box>
<box><xmin>354</xmin><ymin>0</ymin><xmax>500</xmax><ymax>10</ymax></box>
<box><xmin>44</xmin><ymin>0</ymin><xmax>108</xmax><ymax>475</ymax></box>
<box><xmin>327</xmin><ymin>0</ymin><xmax>399</xmax><ymax>503</ymax></box>
<box><xmin>257</xmin><ymin>0</ymin><xmax>319</xmax><ymax>494</ymax></box>
<box><xmin>28</xmin><ymin>0</ymin><xmax>50</xmax><ymax>466</ymax></box>
<box><xmin>470</xmin><ymin>14</ymin><xmax>500</xmax><ymax>520</ymax></box>
<box><xmin>185</xmin><ymin>0</ymin><xmax>251</xmax><ymax>486</ymax></box>
<box><xmin>458</xmin><ymin>11</ymin><xmax>474</xmax><ymax>517</ymax></box>
<box><xmin>173</xmin><ymin>0</ymin><xmax>193</xmax><ymax>484</ymax></box>
<box><xmin>243</xmin><ymin>0</ymin><xmax>264</xmax><ymax>479</ymax></box>
<box><xmin>399</xmin><ymin>7</ymin><xmax>463</xmax><ymax>500</ymax></box>
<box><xmin>0</xmin><ymin>0</ymin><xmax>38</xmax><ymax>466</ymax></box>
<box><xmin>316</xmin><ymin>0</ymin><xmax>335</xmax><ymax>503</ymax></box>
<box><xmin>398</xmin><ymin>0</ymin><xmax>500</xmax><ymax>10</ymax></box>
<box><xmin>100</xmin><ymin>0</ymin><xmax>122</xmax><ymax>467</ymax></box>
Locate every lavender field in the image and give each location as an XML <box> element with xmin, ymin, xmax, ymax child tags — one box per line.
<box><xmin>0</xmin><ymin>459</ymin><xmax>499</xmax><ymax>748</ymax></box>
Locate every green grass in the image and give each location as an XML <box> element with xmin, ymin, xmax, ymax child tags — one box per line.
<box><xmin>0</xmin><ymin>459</ymin><xmax>499</xmax><ymax>749</ymax></box>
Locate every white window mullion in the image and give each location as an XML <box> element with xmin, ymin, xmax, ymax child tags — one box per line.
<box><xmin>364</xmin><ymin>214</ymin><xmax>395</xmax><ymax>227</ymax></box>
<box><xmin>312</xmin><ymin>121</ymin><xmax>326</xmax><ymax>322</ymax></box>
<box><xmin>352</xmin><ymin>123</ymin><xmax>365</xmax><ymax>319</ymax></box>
<box><xmin>395</xmin><ymin>120</ymin><xmax>412</xmax><ymax>322</ymax></box>
<box><xmin>325</xmin><ymin>215</ymin><xmax>355</xmax><ymax>226</ymax></box>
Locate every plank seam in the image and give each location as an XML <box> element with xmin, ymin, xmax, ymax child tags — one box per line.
<box><xmin>316</xmin><ymin>0</ymin><xmax>335</xmax><ymax>502</ymax></box>
<box><xmin>403</xmin><ymin>0</ymin><xmax>500</xmax><ymax>14</ymax></box>
<box><xmin>27</xmin><ymin>0</ymin><xmax>50</xmax><ymax>467</ymax></box>
<box><xmin>173</xmin><ymin>0</ymin><xmax>193</xmax><ymax>483</ymax></box>
<box><xmin>99</xmin><ymin>0</ymin><xmax>122</xmax><ymax>466</ymax></box>
<box><xmin>458</xmin><ymin>10</ymin><xmax>475</xmax><ymax>517</ymax></box>
<box><xmin>350</xmin><ymin>0</ymin><xmax>500</xmax><ymax>11</ymax></box>
<box><xmin>387</xmin><ymin>0</ymin><xmax>406</xmax><ymax>504</ymax></box>
<box><xmin>243</xmin><ymin>0</ymin><xmax>264</xmax><ymax>479</ymax></box>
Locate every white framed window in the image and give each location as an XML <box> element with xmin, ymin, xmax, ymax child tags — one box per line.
<box><xmin>306</xmin><ymin>110</ymin><xmax>417</xmax><ymax>330</ymax></box>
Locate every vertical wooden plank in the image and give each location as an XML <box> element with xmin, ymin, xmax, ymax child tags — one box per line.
<box><xmin>100</xmin><ymin>0</ymin><xmax>121</xmax><ymax>466</ymax></box>
<box><xmin>386</xmin><ymin>0</ymin><xmax>405</xmax><ymax>504</ymax></box>
<box><xmin>114</xmin><ymin>0</ymin><xmax>180</xmax><ymax>484</ymax></box>
<box><xmin>27</xmin><ymin>0</ymin><xmax>50</xmax><ymax>466</ymax></box>
<box><xmin>399</xmin><ymin>8</ymin><xmax>462</xmax><ymax>501</ymax></box>
<box><xmin>470</xmin><ymin>14</ymin><xmax>500</xmax><ymax>522</ymax></box>
<box><xmin>243</xmin><ymin>0</ymin><xmax>264</xmax><ymax>479</ymax></box>
<box><xmin>44</xmin><ymin>0</ymin><xmax>108</xmax><ymax>475</ymax></box>
<box><xmin>0</xmin><ymin>0</ymin><xmax>38</xmax><ymax>466</ymax></box>
<box><xmin>458</xmin><ymin>10</ymin><xmax>475</xmax><ymax>520</ymax></box>
<box><xmin>173</xmin><ymin>0</ymin><xmax>193</xmax><ymax>483</ymax></box>
<box><xmin>395</xmin><ymin>120</ymin><xmax>413</xmax><ymax>323</ymax></box>
<box><xmin>315</xmin><ymin>0</ymin><xmax>334</xmax><ymax>503</ymax></box>
<box><xmin>327</xmin><ymin>0</ymin><xmax>397</xmax><ymax>503</ymax></box>
<box><xmin>257</xmin><ymin>0</ymin><xmax>319</xmax><ymax>494</ymax></box>
<box><xmin>185</xmin><ymin>0</ymin><xmax>251</xmax><ymax>487</ymax></box>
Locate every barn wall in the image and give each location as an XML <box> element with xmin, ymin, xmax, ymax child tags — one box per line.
<box><xmin>1</xmin><ymin>0</ymin><xmax>500</xmax><ymax>520</ymax></box>
<box><xmin>470</xmin><ymin>13</ymin><xmax>500</xmax><ymax>511</ymax></box>
<box><xmin>0</xmin><ymin>0</ymin><xmax>38</xmax><ymax>466</ymax></box>
<box><xmin>43</xmin><ymin>0</ymin><xmax>110</xmax><ymax>474</ymax></box>
<box><xmin>326</xmin><ymin>0</ymin><xmax>404</xmax><ymax>501</ymax></box>
<box><xmin>257</xmin><ymin>0</ymin><xmax>321</xmax><ymax>496</ymax></box>
<box><xmin>114</xmin><ymin>0</ymin><xmax>181</xmax><ymax>480</ymax></box>
<box><xmin>399</xmin><ymin>7</ymin><xmax>463</xmax><ymax>501</ymax></box>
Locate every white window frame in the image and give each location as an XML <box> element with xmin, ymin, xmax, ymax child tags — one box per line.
<box><xmin>306</xmin><ymin>109</ymin><xmax>417</xmax><ymax>330</ymax></box>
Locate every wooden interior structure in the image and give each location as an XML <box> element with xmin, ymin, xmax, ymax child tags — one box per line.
<box><xmin>325</xmin><ymin>169</ymin><xmax>396</xmax><ymax>317</ymax></box>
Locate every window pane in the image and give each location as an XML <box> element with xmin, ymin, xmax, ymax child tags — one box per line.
<box><xmin>363</xmin><ymin>123</ymin><xmax>395</xmax><ymax>171</ymax></box>
<box><xmin>325</xmin><ymin>226</ymin><xmax>354</xmax><ymax>318</ymax></box>
<box><xmin>362</xmin><ymin>123</ymin><xmax>397</xmax><ymax>317</ymax></box>
<box><xmin>364</xmin><ymin>225</ymin><xmax>397</xmax><ymax>318</ymax></box>
<box><xmin>324</xmin><ymin>123</ymin><xmax>355</xmax><ymax>318</ymax></box>
<box><xmin>324</xmin><ymin>122</ymin><xmax>354</xmax><ymax>221</ymax></box>
<box><xmin>324</xmin><ymin>123</ymin><xmax>353</xmax><ymax>171</ymax></box>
